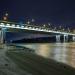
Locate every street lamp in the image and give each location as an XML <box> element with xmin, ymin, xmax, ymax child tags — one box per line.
<box><xmin>27</xmin><ymin>21</ymin><xmax>30</xmax><ymax>25</ymax></box>
<box><xmin>48</xmin><ymin>23</ymin><xmax>51</xmax><ymax>26</ymax></box>
<box><xmin>3</xmin><ymin>12</ymin><xmax>8</xmax><ymax>21</ymax></box>
<box><xmin>43</xmin><ymin>24</ymin><xmax>46</xmax><ymax>27</ymax></box>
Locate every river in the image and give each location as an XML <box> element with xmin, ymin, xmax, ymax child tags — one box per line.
<box><xmin>16</xmin><ymin>42</ymin><xmax>75</xmax><ymax>68</ymax></box>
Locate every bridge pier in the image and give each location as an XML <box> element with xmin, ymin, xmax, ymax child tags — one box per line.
<box><xmin>72</xmin><ymin>36</ymin><xmax>75</xmax><ymax>41</ymax></box>
<box><xmin>0</xmin><ymin>30</ymin><xmax>2</xmax><ymax>43</ymax></box>
<box><xmin>63</xmin><ymin>35</ymin><xmax>68</xmax><ymax>42</ymax></box>
<box><xmin>0</xmin><ymin>28</ymin><xmax>7</xmax><ymax>43</ymax></box>
<box><xmin>56</xmin><ymin>35</ymin><xmax>61</xmax><ymax>42</ymax></box>
<box><xmin>63</xmin><ymin>35</ymin><xmax>75</xmax><ymax>42</ymax></box>
<box><xmin>56</xmin><ymin>35</ymin><xmax>69</xmax><ymax>42</ymax></box>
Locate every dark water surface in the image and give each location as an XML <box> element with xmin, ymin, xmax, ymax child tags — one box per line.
<box><xmin>17</xmin><ymin>42</ymin><xmax>75</xmax><ymax>68</ymax></box>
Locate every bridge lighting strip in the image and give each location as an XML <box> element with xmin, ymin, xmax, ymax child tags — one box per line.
<box><xmin>0</xmin><ymin>23</ymin><xmax>75</xmax><ymax>36</ymax></box>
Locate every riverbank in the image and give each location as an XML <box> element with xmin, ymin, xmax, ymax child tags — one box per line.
<box><xmin>0</xmin><ymin>44</ymin><xmax>75</xmax><ymax>75</ymax></box>
<box><xmin>6</xmin><ymin>46</ymin><xmax>75</xmax><ymax>75</ymax></box>
<box><xmin>0</xmin><ymin>44</ymin><xmax>30</xmax><ymax>75</ymax></box>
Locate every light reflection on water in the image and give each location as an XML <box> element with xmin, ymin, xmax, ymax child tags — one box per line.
<box><xmin>17</xmin><ymin>42</ymin><xmax>75</xmax><ymax>68</ymax></box>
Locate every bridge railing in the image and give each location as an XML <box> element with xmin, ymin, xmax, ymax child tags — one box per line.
<box><xmin>0</xmin><ymin>21</ymin><xmax>75</xmax><ymax>35</ymax></box>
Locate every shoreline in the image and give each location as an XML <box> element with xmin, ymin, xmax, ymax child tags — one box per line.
<box><xmin>0</xmin><ymin>44</ymin><xmax>75</xmax><ymax>75</ymax></box>
<box><xmin>6</xmin><ymin>45</ymin><xmax>75</xmax><ymax>75</ymax></box>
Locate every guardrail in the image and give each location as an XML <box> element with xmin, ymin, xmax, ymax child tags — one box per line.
<box><xmin>0</xmin><ymin>22</ymin><xmax>75</xmax><ymax>36</ymax></box>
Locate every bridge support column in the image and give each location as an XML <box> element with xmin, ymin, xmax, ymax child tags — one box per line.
<box><xmin>64</xmin><ymin>35</ymin><xmax>68</xmax><ymax>42</ymax></box>
<box><xmin>56</xmin><ymin>35</ymin><xmax>60</xmax><ymax>42</ymax></box>
<box><xmin>72</xmin><ymin>36</ymin><xmax>75</xmax><ymax>42</ymax></box>
<box><xmin>0</xmin><ymin>30</ymin><xmax>2</xmax><ymax>43</ymax></box>
<box><xmin>0</xmin><ymin>28</ymin><xmax>7</xmax><ymax>43</ymax></box>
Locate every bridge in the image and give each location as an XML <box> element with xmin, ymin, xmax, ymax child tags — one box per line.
<box><xmin>0</xmin><ymin>21</ymin><xmax>75</xmax><ymax>43</ymax></box>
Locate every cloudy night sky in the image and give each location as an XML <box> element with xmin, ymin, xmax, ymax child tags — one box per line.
<box><xmin>0</xmin><ymin>0</ymin><xmax>75</xmax><ymax>28</ymax></box>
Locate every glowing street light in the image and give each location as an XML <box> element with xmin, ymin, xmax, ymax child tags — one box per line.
<box><xmin>48</xmin><ymin>23</ymin><xmax>51</xmax><ymax>26</ymax></box>
<box><xmin>3</xmin><ymin>12</ymin><xmax>8</xmax><ymax>21</ymax></box>
<box><xmin>5</xmin><ymin>13</ymin><xmax>8</xmax><ymax>16</ymax></box>
<box><xmin>27</xmin><ymin>21</ymin><xmax>30</xmax><ymax>24</ymax></box>
<box><xmin>3</xmin><ymin>16</ymin><xmax>7</xmax><ymax>21</ymax></box>
<box><xmin>31</xmin><ymin>19</ymin><xmax>35</xmax><ymax>22</ymax></box>
<box><xmin>43</xmin><ymin>24</ymin><xmax>46</xmax><ymax>27</ymax></box>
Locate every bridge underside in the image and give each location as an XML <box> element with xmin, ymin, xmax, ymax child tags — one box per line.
<box><xmin>0</xmin><ymin>28</ymin><xmax>73</xmax><ymax>43</ymax></box>
<box><xmin>4</xmin><ymin>28</ymin><xmax>59</xmax><ymax>43</ymax></box>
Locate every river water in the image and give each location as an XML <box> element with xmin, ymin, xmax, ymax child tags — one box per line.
<box><xmin>16</xmin><ymin>42</ymin><xmax>75</xmax><ymax>68</ymax></box>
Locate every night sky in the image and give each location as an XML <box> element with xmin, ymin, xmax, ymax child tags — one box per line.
<box><xmin>0</xmin><ymin>0</ymin><xmax>75</xmax><ymax>27</ymax></box>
